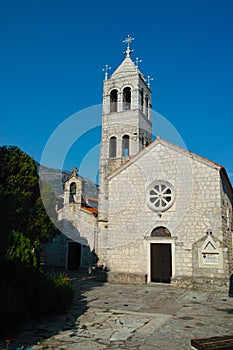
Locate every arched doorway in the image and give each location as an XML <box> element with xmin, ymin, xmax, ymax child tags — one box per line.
<box><xmin>150</xmin><ymin>227</ymin><xmax>172</xmax><ymax>283</ymax></box>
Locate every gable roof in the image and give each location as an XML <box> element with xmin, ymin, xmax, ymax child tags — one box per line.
<box><xmin>107</xmin><ymin>136</ymin><xmax>225</xmax><ymax>180</ymax></box>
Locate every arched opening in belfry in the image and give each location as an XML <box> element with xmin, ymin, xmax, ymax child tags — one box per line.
<box><xmin>140</xmin><ymin>89</ymin><xmax>144</xmax><ymax>111</ymax></box>
<box><xmin>69</xmin><ymin>182</ymin><xmax>76</xmax><ymax>203</ymax></box>
<box><xmin>122</xmin><ymin>135</ymin><xmax>130</xmax><ymax>157</ymax></box>
<box><xmin>110</xmin><ymin>89</ymin><xmax>118</xmax><ymax>113</ymax></box>
<box><xmin>109</xmin><ymin>136</ymin><xmax>117</xmax><ymax>158</ymax></box>
<box><xmin>145</xmin><ymin>96</ymin><xmax>149</xmax><ymax>117</ymax></box>
<box><xmin>141</xmin><ymin>136</ymin><xmax>144</xmax><ymax>148</ymax></box>
<box><xmin>123</xmin><ymin>87</ymin><xmax>131</xmax><ymax>110</ymax></box>
<box><xmin>151</xmin><ymin>226</ymin><xmax>171</xmax><ymax>237</ymax></box>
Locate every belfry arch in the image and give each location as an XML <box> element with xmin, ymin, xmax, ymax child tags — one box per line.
<box><xmin>109</xmin><ymin>136</ymin><xmax>117</xmax><ymax>158</ymax></box>
<box><xmin>122</xmin><ymin>134</ymin><xmax>130</xmax><ymax>157</ymax></box>
<box><xmin>123</xmin><ymin>87</ymin><xmax>131</xmax><ymax>110</ymax></box>
<box><xmin>69</xmin><ymin>182</ymin><xmax>76</xmax><ymax>203</ymax></box>
<box><xmin>110</xmin><ymin>89</ymin><xmax>118</xmax><ymax>113</ymax></box>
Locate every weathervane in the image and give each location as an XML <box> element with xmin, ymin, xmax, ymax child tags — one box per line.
<box><xmin>134</xmin><ymin>57</ymin><xmax>142</xmax><ymax>68</ymax></box>
<box><xmin>147</xmin><ymin>75</ymin><xmax>154</xmax><ymax>88</ymax></box>
<box><xmin>102</xmin><ymin>64</ymin><xmax>111</xmax><ymax>80</ymax></box>
<box><xmin>123</xmin><ymin>34</ymin><xmax>135</xmax><ymax>57</ymax></box>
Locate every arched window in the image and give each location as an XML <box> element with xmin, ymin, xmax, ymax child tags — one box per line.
<box><xmin>123</xmin><ymin>87</ymin><xmax>131</xmax><ymax>110</ymax></box>
<box><xmin>109</xmin><ymin>136</ymin><xmax>117</xmax><ymax>158</ymax></box>
<box><xmin>141</xmin><ymin>136</ymin><xmax>144</xmax><ymax>147</ymax></box>
<box><xmin>110</xmin><ymin>89</ymin><xmax>118</xmax><ymax>113</ymax></box>
<box><xmin>140</xmin><ymin>89</ymin><xmax>144</xmax><ymax>111</ymax></box>
<box><xmin>226</xmin><ymin>196</ymin><xmax>232</xmax><ymax>230</ymax></box>
<box><xmin>69</xmin><ymin>182</ymin><xmax>76</xmax><ymax>203</ymax></box>
<box><xmin>151</xmin><ymin>226</ymin><xmax>171</xmax><ymax>237</ymax></box>
<box><xmin>145</xmin><ymin>96</ymin><xmax>149</xmax><ymax>117</ymax></box>
<box><xmin>122</xmin><ymin>135</ymin><xmax>130</xmax><ymax>157</ymax></box>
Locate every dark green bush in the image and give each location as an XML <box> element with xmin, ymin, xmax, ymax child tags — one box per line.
<box><xmin>0</xmin><ymin>257</ymin><xmax>74</xmax><ymax>337</ymax></box>
<box><xmin>6</xmin><ymin>231</ymin><xmax>38</xmax><ymax>268</ymax></box>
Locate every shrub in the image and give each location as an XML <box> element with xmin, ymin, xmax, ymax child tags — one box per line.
<box><xmin>0</xmin><ymin>258</ymin><xmax>74</xmax><ymax>337</ymax></box>
<box><xmin>6</xmin><ymin>231</ymin><xmax>38</xmax><ymax>268</ymax></box>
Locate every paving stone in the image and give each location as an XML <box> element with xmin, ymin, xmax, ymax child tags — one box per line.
<box><xmin>110</xmin><ymin>330</ymin><xmax>135</xmax><ymax>341</ymax></box>
<box><xmin>67</xmin><ymin>340</ymin><xmax>106</xmax><ymax>350</ymax></box>
<box><xmin>11</xmin><ymin>276</ymin><xmax>233</xmax><ymax>350</ymax></box>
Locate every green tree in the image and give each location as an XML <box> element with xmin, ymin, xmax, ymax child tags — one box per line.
<box><xmin>6</xmin><ymin>231</ymin><xmax>38</xmax><ymax>268</ymax></box>
<box><xmin>0</xmin><ymin>146</ymin><xmax>58</xmax><ymax>254</ymax></box>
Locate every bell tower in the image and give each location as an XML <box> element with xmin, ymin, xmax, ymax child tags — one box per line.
<box><xmin>98</xmin><ymin>35</ymin><xmax>153</xmax><ymax>223</ymax></box>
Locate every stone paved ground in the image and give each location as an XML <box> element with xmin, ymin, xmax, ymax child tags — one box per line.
<box><xmin>5</xmin><ymin>274</ymin><xmax>233</xmax><ymax>349</ymax></box>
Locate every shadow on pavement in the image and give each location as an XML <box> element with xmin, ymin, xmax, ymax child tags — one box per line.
<box><xmin>6</xmin><ymin>272</ymin><xmax>106</xmax><ymax>349</ymax></box>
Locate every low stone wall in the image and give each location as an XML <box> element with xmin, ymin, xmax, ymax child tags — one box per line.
<box><xmin>172</xmin><ymin>275</ymin><xmax>229</xmax><ymax>292</ymax></box>
<box><xmin>106</xmin><ymin>272</ymin><xmax>147</xmax><ymax>284</ymax></box>
<box><xmin>98</xmin><ymin>272</ymin><xmax>230</xmax><ymax>293</ymax></box>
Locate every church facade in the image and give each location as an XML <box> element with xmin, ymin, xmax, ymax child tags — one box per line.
<box><xmin>46</xmin><ymin>38</ymin><xmax>233</xmax><ymax>291</ymax></box>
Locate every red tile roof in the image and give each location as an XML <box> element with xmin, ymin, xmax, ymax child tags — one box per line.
<box><xmin>81</xmin><ymin>206</ymin><xmax>98</xmax><ymax>215</ymax></box>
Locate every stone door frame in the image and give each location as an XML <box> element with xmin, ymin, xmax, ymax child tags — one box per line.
<box><xmin>145</xmin><ymin>236</ymin><xmax>176</xmax><ymax>283</ymax></box>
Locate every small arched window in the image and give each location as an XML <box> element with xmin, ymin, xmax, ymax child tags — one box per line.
<box><xmin>110</xmin><ymin>89</ymin><xmax>118</xmax><ymax>113</ymax></box>
<box><xmin>69</xmin><ymin>182</ymin><xmax>76</xmax><ymax>203</ymax></box>
<box><xmin>145</xmin><ymin>96</ymin><xmax>149</xmax><ymax>117</ymax></box>
<box><xmin>122</xmin><ymin>135</ymin><xmax>130</xmax><ymax>157</ymax></box>
<box><xmin>123</xmin><ymin>87</ymin><xmax>131</xmax><ymax>110</ymax></box>
<box><xmin>109</xmin><ymin>136</ymin><xmax>117</xmax><ymax>158</ymax></box>
<box><xmin>151</xmin><ymin>226</ymin><xmax>171</xmax><ymax>237</ymax></box>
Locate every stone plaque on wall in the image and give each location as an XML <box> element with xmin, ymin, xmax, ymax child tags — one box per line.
<box><xmin>198</xmin><ymin>235</ymin><xmax>223</xmax><ymax>269</ymax></box>
<box><xmin>202</xmin><ymin>253</ymin><xmax>219</xmax><ymax>265</ymax></box>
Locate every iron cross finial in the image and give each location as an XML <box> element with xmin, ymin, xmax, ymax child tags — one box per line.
<box><xmin>135</xmin><ymin>57</ymin><xmax>142</xmax><ymax>67</ymax></box>
<box><xmin>147</xmin><ymin>75</ymin><xmax>154</xmax><ymax>88</ymax></box>
<box><xmin>123</xmin><ymin>34</ymin><xmax>135</xmax><ymax>57</ymax></box>
<box><xmin>102</xmin><ymin>64</ymin><xmax>111</xmax><ymax>80</ymax></box>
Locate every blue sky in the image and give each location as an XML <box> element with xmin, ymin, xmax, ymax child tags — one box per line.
<box><xmin>0</xmin><ymin>0</ymin><xmax>233</xmax><ymax>183</ymax></box>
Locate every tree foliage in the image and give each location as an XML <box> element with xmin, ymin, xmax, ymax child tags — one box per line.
<box><xmin>6</xmin><ymin>231</ymin><xmax>38</xmax><ymax>268</ymax></box>
<box><xmin>0</xmin><ymin>145</ymin><xmax>58</xmax><ymax>253</ymax></box>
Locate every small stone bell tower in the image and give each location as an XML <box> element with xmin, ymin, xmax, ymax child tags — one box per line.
<box><xmin>98</xmin><ymin>35</ymin><xmax>153</xmax><ymax>223</ymax></box>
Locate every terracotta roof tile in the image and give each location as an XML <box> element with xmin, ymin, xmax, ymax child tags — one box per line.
<box><xmin>81</xmin><ymin>206</ymin><xmax>98</xmax><ymax>215</ymax></box>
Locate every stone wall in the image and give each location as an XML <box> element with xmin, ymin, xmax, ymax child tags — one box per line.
<box><xmin>59</xmin><ymin>203</ymin><xmax>97</xmax><ymax>250</ymax></box>
<box><xmin>44</xmin><ymin>233</ymin><xmax>67</xmax><ymax>267</ymax></box>
<box><xmin>98</xmin><ymin>140</ymin><xmax>232</xmax><ymax>289</ymax></box>
<box><xmin>220</xmin><ymin>170</ymin><xmax>233</xmax><ymax>274</ymax></box>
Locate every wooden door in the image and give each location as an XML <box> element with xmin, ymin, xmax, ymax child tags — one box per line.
<box><xmin>151</xmin><ymin>243</ymin><xmax>172</xmax><ymax>283</ymax></box>
<box><xmin>68</xmin><ymin>242</ymin><xmax>81</xmax><ymax>270</ymax></box>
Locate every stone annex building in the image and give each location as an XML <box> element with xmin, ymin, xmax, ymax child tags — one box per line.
<box><xmin>45</xmin><ymin>37</ymin><xmax>233</xmax><ymax>291</ymax></box>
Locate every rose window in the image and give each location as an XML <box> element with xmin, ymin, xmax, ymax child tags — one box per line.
<box><xmin>147</xmin><ymin>180</ymin><xmax>175</xmax><ymax>212</ymax></box>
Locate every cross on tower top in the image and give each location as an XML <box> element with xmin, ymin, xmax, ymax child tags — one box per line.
<box><xmin>123</xmin><ymin>34</ymin><xmax>135</xmax><ymax>57</ymax></box>
<box><xmin>102</xmin><ymin>64</ymin><xmax>111</xmax><ymax>80</ymax></box>
<box><xmin>134</xmin><ymin>57</ymin><xmax>142</xmax><ymax>68</ymax></box>
<box><xmin>147</xmin><ymin>75</ymin><xmax>154</xmax><ymax>88</ymax></box>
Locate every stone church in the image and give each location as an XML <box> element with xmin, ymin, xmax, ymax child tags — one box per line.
<box><xmin>44</xmin><ymin>37</ymin><xmax>233</xmax><ymax>291</ymax></box>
